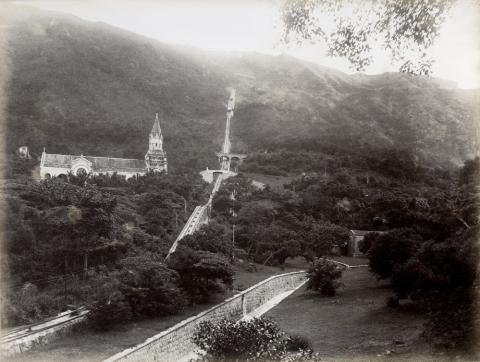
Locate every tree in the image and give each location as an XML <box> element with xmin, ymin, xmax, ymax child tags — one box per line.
<box><xmin>302</xmin><ymin>221</ymin><xmax>349</xmax><ymax>260</ymax></box>
<box><xmin>367</xmin><ymin>228</ymin><xmax>423</xmax><ymax>279</ymax></box>
<box><xmin>358</xmin><ymin>231</ymin><xmax>379</xmax><ymax>254</ymax></box>
<box><xmin>167</xmin><ymin>245</ymin><xmax>234</xmax><ymax>303</ymax></box>
<box><xmin>116</xmin><ymin>255</ymin><xmax>187</xmax><ymax>318</ymax></box>
<box><xmin>22</xmin><ymin>179</ymin><xmax>124</xmax><ymax>276</ymax></box>
<box><xmin>87</xmin><ymin>255</ymin><xmax>188</xmax><ymax>329</ymax></box>
<box><xmin>306</xmin><ymin>257</ymin><xmax>343</xmax><ymax>296</ymax></box>
<box><xmin>281</xmin><ymin>0</ymin><xmax>463</xmax><ymax>74</ymax></box>
<box><xmin>180</xmin><ymin>222</ymin><xmax>232</xmax><ymax>256</ymax></box>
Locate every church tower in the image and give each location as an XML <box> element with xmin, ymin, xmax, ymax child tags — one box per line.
<box><xmin>145</xmin><ymin>113</ymin><xmax>168</xmax><ymax>173</ymax></box>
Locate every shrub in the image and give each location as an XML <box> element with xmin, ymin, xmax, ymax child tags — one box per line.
<box><xmin>306</xmin><ymin>258</ymin><xmax>343</xmax><ymax>296</ymax></box>
<box><xmin>193</xmin><ymin>318</ymin><xmax>288</xmax><ymax>361</ymax></box>
<box><xmin>193</xmin><ymin>318</ymin><xmax>319</xmax><ymax>362</ymax></box>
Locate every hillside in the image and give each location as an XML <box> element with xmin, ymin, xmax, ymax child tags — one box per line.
<box><xmin>1</xmin><ymin>4</ymin><xmax>479</xmax><ymax>174</ymax></box>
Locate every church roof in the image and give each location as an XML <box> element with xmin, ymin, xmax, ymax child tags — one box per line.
<box><xmin>42</xmin><ymin>153</ymin><xmax>145</xmax><ymax>172</ymax></box>
<box><xmin>150</xmin><ymin>113</ymin><xmax>162</xmax><ymax>137</ymax></box>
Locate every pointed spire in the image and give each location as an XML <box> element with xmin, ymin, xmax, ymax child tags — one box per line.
<box><xmin>150</xmin><ymin>113</ymin><xmax>162</xmax><ymax>137</ymax></box>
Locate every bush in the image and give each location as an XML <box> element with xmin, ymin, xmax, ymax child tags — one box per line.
<box><xmin>193</xmin><ymin>318</ymin><xmax>286</xmax><ymax>361</ymax></box>
<box><xmin>306</xmin><ymin>258</ymin><xmax>343</xmax><ymax>296</ymax></box>
<box><xmin>193</xmin><ymin>318</ymin><xmax>319</xmax><ymax>362</ymax></box>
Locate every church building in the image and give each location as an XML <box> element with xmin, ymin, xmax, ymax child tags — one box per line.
<box><xmin>40</xmin><ymin>113</ymin><xmax>168</xmax><ymax>179</ymax></box>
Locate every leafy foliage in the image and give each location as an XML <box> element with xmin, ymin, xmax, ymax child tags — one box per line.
<box><xmin>2</xmin><ymin>170</ymin><xmax>211</xmax><ymax>327</ymax></box>
<box><xmin>281</xmin><ymin>0</ymin><xmax>459</xmax><ymax>74</ymax></box>
<box><xmin>87</xmin><ymin>255</ymin><xmax>188</xmax><ymax>329</ymax></box>
<box><xmin>306</xmin><ymin>258</ymin><xmax>343</xmax><ymax>296</ymax></box>
<box><xmin>363</xmin><ymin>158</ymin><xmax>479</xmax><ymax>350</ymax></box>
<box><xmin>367</xmin><ymin>228</ymin><xmax>423</xmax><ymax>279</ymax></box>
<box><xmin>180</xmin><ymin>222</ymin><xmax>233</xmax><ymax>257</ymax></box>
<box><xmin>193</xmin><ymin>317</ymin><xmax>320</xmax><ymax>362</ymax></box>
<box><xmin>167</xmin><ymin>245</ymin><xmax>234</xmax><ymax>303</ymax></box>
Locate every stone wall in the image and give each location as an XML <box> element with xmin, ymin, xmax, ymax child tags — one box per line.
<box><xmin>1</xmin><ymin>309</ymin><xmax>88</xmax><ymax>358</ymax></box>
<box><xmin>103</xmin><ymin>271</ymin><xmax>307</xmax><ymax>362</ymax></box>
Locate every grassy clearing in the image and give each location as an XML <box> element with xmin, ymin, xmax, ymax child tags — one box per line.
<box><xmin>265</xmin><ymin>267</ymin><xmax>456</xmax><ymax>361</ymax></box>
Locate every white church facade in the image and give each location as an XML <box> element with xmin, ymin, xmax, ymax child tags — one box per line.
<box><xmin>40</xmin><ymin>114</ymin><xmax>168</xmax><ymax>179</ymax></box>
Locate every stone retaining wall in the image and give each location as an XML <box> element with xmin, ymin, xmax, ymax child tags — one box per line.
<box><xmin>104</xmin><ymin>271</ymin><xmax>307</xmax><ymax>362</ymax></box>
<box><xmin>1</xmin><ymin>310</ymin><xmax>88</xmax><ymax>357</ymax></box>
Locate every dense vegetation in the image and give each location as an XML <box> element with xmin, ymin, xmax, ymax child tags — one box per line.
<box><xmin>0</xmin><ymin>163</ymin><xmax>234</xmax><ymax>328</ymax></box>
<box><xmin>363</xmin><ymin>157</ymin><xmax>479</xmax><ymax>350</ymax></box>
<box><xmin>206</xmin><ymin>149</ymin><xmax>478</xmax><ymax>352</ymax></box>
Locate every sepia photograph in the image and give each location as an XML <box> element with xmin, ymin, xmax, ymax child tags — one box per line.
<box><xmin>0</xmin><ymin>0</ymin><xmax>479</xmax><ymax>361</ymax></box>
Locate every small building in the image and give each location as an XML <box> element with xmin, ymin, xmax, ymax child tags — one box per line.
<box><xmin>347</xmin><ymin>229</ymin><xmax>383</xmax><ymax>257</ymax></box>
<box><xmin>40</xmin><ymin>113</ymin><xmax>167</xmax><ymax>179</ymax></box>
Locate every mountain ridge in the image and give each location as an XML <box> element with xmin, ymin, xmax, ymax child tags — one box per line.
<box><xmin>2</xmin><ymin>4</ymin><xmax>478</xmax><ymax>173</ymax></box>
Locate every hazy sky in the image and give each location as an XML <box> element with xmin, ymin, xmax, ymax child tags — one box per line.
<box><xmin>18</xmin><ymin>0</ymin><xmax>480</xmax><ymax>89</ymax></box>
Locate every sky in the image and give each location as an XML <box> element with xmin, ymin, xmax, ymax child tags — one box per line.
<box><xmin>16</xmin><ymin>0</ymin><xmax>480</xmax><ymax>89</ymax></box>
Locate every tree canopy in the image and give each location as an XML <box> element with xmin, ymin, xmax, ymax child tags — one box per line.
<box><xmin>281</xmin><ymin>0</ymin><xmax>473</xmax><ymax>74</ymax></box>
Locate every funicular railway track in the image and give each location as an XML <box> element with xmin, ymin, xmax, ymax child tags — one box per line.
<box><xmin>166</xmin><ymin>89</ymin><xmax>235</xmax><ymax>259</ymax></box>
